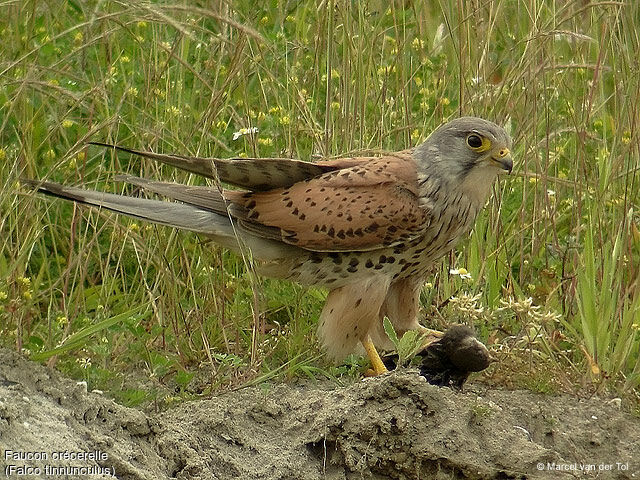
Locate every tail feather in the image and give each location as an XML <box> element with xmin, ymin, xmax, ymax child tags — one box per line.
<box><xmin>21</xmin><ymin>179</ymin><xmax>233</xmax><ymax>235</ymax></box>
<box><xmin>114</xmin><ymin>174</ymin><xmax>230</xmax><ymax>215</ymax></box>
<box><xmin>22</xmin><ymin>178</ymin><xmax>300</xmax><ymax>262</ymax></box>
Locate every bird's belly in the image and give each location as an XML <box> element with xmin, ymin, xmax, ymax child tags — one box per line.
<box><xmin>283</xmin><ymin>228</ymin><xmax>465</xmax><ymax>288</ymax></box>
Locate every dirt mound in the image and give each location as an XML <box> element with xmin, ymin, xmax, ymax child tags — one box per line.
<box><xmin>0</xmin><ymin>348</ymin><xmax>638</xmax><ymax>479</ymax></box>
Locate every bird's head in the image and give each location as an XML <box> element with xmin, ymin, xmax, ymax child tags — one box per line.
<box><xmin>415</xmin><ymin>116</ymin><xmax>513</xmax><ymax>204</ymax></box>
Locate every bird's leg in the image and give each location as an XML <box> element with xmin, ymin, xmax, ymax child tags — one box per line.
<box><xmin>362</xmin><ymin>335</ymin><xmax>388</xmax><ymax>376</ymax></box>
<box><xmin>378</xmin><ymin>276</ymin><xmax>444</xmax><ymax>352</ymax></box>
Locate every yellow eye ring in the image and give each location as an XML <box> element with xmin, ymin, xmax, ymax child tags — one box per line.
<box><xmin>466</xmin><ymin>133</ymin><xmax>491</xmax><ymax>152</ymax></box>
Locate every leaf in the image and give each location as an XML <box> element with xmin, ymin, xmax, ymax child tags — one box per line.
<box><xmin>30</xmin><ymin>304</ymin><xmax>149</xmax><ymax>361</ymax></box>
<box><xmin>397</xmin><ymin>330</ymin><xmax>423</xmax><ymax>364</ymax></box>
<box><xmin>383</xmin><ymin>317</ymin><xmax>399</xmax><ymax>348</ymax></box>
<box><xmin>383</xmin><ymin>318</ymin><xmax>427</xmax><ymax>367</ymax></box>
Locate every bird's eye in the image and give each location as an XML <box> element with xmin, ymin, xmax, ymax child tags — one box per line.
<box><xmin>466</xmin><ymin>134</ymin><xmax>483</xmax><ymax>149</ymax></box>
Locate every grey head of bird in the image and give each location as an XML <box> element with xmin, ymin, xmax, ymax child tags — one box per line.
<box><xmin>414</xmin><ymin>116</ymin><xmax>513</xmax><ymax>205</ymax></box>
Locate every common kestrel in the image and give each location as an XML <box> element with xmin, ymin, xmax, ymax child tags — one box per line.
<box><xmin>23</xmin><ymin>116</ymin><xmax>512</xmax><ymax>375</ymax></box>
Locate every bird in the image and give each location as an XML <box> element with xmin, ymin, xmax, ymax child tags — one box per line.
<box><xmin>384</xmin><ymin>325</ymin><xmax>495</xmax><ymax>389</ymax></box>
<box><xmin>22</xmin><ymin>116</ymin><xmax>512</xmax><ymax>376</ymax></box>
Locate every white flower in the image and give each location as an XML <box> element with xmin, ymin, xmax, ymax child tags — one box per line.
<box><xmin>449</xmin><ymin>267</ymin><xmax>472</xmax><ymax>280</ymax></box>
<box><xmin>76</xmin><ymin>357</ymin><xmax>92</xmax><ymax>369</ymax></box>
<box><xmin>232</xmin><ymin>127</ymin><xmax>258</xmax><ymax>140</ymax></box>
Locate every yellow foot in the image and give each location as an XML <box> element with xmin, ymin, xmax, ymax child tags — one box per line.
<box><xmin>362</xmin><ymin>336</ymin><xmax>388</xmax><ymax>376</ymax></box>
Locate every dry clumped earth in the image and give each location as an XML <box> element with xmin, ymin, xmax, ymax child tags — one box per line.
<box><xmin>0</xmin><ymin>347</ymin><xmax>638</xmax><ymax>480</ymax></box>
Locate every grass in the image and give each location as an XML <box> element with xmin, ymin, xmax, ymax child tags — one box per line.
<box><xmin>1</xmin><ymin>0</ymin><xmax>640</xmax><ymax>404</ymax></box>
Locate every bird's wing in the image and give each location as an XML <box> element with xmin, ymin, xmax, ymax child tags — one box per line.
<box><xmin>90</xmin><ymin>142</ymin><xmax>337</xmax><ymax>191</ymax></box>
<box><xmin>225</xmin><ymin>151</ymin><xmax>430</xmax><ymax>252</ymax></box>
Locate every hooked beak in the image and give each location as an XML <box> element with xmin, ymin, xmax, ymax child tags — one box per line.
<box><xmin>491</xmin><ymin>147</ymin><xmax>513</xmax><ymax>174</ymax></box>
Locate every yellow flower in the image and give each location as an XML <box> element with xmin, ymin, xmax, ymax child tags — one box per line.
<box><xmin>257</xmin><ymin>137</ymin><xmax>273</xmax><ymax>146</ymax></box>
<box><xmin>167</xmin><ymin>105</ymin><xmax>182</xmax><ymax>116</ymax></box>
<box><xmin>62</xmin><ymin>119</ymin><xmax>74</xmax><ymax>128</ymax></box>
<box><xmin>414</xmin><ymin>77</ymin><xmax>423</xmax><ymax>87</ymax></box>
<box><xmin>439</xmin><ymin>97</ymin><xmax>450</xmax><ymax>106</ymax></box>
<box><xmin>120</xmin><ymin>55</ymin><xmax>130</xmax><ymax>63</ymax></box>
<box><xmin>622</xmin><ymin>129</ymin><xmax>631</xmax><ymax>145</ymax></box>
<box><xmin>411</xmin><ymin>129</ymin><xmax>420</xmax><ymax>141</ymax></box>
<box><xmin>127</xmin><ymin>87</ymin><xmax>138</xmax><ymax>97</ymax></box>
<box><xmin>73</xmin><ymin>31</ymin><xmax>83</xmax><ymax>43</ymax></box>
<box><xmin>330</xmin><ymin>101</ymin><xmax>340</xmax><ymax>111</ymax></box>
<box><xmin>260</xmin><ymin>16</ymin><xmax>269</xmax><ymax>25</ymax></box>
<box><xmin>279</xmin><ymin>115</ymin><xmax>290</xmax><ymax>125</ymax></box>
<box><xmin>18</xmin><ymin>276</ymin><xmax>32</xmax><ymax>288</ymax></box>
<box><xmin>0</xmin><ymin>148</ymin><xmax>6</xmax><ymax>161</ymax></box>
<box><xmin>0</xmin><ymin>291</ymin><xmax>7</xmax><ymax>301</ymax></box>
<box><xmin>449</xmin><ymin>267</ymin><xmax>472</xmax><ymax>280</ymax></box>
<box><xmin>269</xmin><ymin>106</ymin><xmax>281</xmax><ymax>114</ymax></box>
<box><xmin>128</xmin><ymin>223</ymin><xmax>140</xmax><ymax>232</ymax></box>
<box><xmin>22</xmin><ymin>290</ymin><xmax>33</xmax><ymax>300</ymax></box>
<box><xmin>137</xmin><ymin>21</ymin><xmax>147</xmax><ymax>28</ymax></box>
<box><xmin>56</xmin><ymin>315</ymin><xmax>68</xmax><ymax>326</ymax></box>
<box><xmin>377</xmin><ymin>66</ymin><xmax>395</xmax><ymax>76</ymax></box>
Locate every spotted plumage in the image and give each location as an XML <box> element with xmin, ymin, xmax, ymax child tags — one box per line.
<box><xmin>22</xmin><ymin>117</ymin><xmax>512</xmax><ymax>375</ymax></box>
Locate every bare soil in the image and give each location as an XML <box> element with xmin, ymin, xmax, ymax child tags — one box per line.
<box><xmin>0</xmin><ymin>347</ymin><xmax>638</xmax><ymax>479</ymax></box>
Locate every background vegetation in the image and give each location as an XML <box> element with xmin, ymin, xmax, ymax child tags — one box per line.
<box><xmin>1</xmin><ymin>0</ymin><xmax>639</xmax><ymax>406</ymax></box>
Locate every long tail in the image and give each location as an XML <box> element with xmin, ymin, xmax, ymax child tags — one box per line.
<box><xmin>22</xmin><ymin>179</ymin><xmax>233</xmax><ymax>234</ymax></box>
<box><xmin>21</xmin><ymin>179</ymin><xmax>296</xmax><ymax>261</ymax></box>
